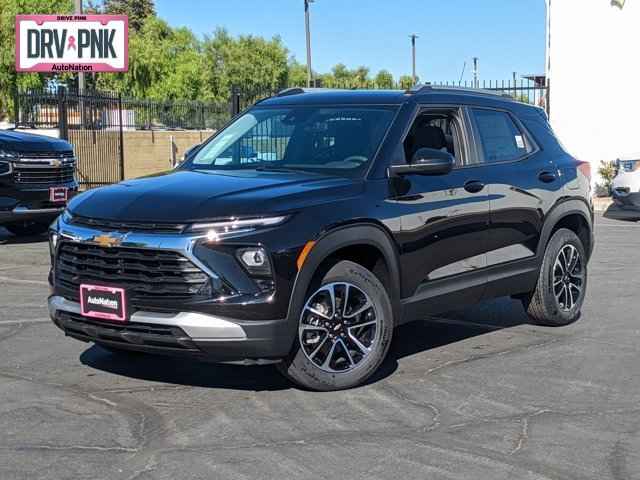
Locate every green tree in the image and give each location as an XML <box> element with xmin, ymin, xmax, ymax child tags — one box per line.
<box><xmin>96</xmin><ymin>17</ymin><xmax>207</xmax><ymax>101</ymax></box>
<box><xmin>0</xmin><ymin>0</ymin><xmax>73</xmax><ymax>119</ymax></box>
<box><xmin>202</xmin><ymin>28</ymin><xmax>288</xmax><ymax>102</ymax></box>
<box><xmin>322</xmin><ymin>63</ymin><xmax>373</xmax><ymax>89</ymax></box>
<box><xmin>374</xmin><ymin>69</ymin><xmax>394</xmax><ymax>89</ymax></box>
<box><xmin>287</xmin><ymin>59</ymin><xmax>308</xmax><ymax>87</ymax></box>
<box><xmin>353</xmin><ymin>66</ymin><xmax>370</xmax><ymax>88</ymax></box>
<box><xmin>331</xmin><ymin>63</ymin><xmax>351</xmax><ymax>87</ymax></box>
<box><xmin>105</xmin><ymin>0</ymin><xmax>155</xmax><ymax>32</ymax></box>
<box><xmin>597</xmin><ymin>160</ymin><xmax>617</xmax><ymax>196</ymax></box>
<box><xmin>399</xmin><ymin>74</ymin><xmax>417</xmax><ymax>89</ymax></box>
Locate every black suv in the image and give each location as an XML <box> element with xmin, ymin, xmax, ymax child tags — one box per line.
<box><xmin>0</xmin><ymin>130</ymin><xmax>77</xmax><ymax>236</ymax></box>
<box><xmin>48</xmin><ymin>87</ymin><xmax>593</xmax><ymax>390</ymax></box>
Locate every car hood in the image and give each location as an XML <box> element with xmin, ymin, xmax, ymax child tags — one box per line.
<box><xmin>0</xmin><ymin>130</ymin><xmax>73</xmax><ymax>153</ymax></box>
<box><xmin>68</xmin><ymin>169</ymin><xmax>364</xmax><ymax>223</ymax></box>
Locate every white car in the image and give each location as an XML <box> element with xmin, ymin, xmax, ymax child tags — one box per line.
<box><xmin>612</xmin><ymin>155</ymin><xmax>640</xmax><ymax>209</ymax></box>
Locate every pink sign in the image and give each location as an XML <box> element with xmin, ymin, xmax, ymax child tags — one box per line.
<box><xmin>16</xmin><ymin>14</ymin><xmax>128</xmax><ymax>73</ymax></box>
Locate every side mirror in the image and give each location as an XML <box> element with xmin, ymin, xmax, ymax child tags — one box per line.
<box><xmin>389</xmin><ymin>148</ymin><xmax>454</xmax><ymax>176</ymax></box>
<box><xmin>175</xmin><ymin>143</ymin><xmax>201</xmax><ymax>169</ymax></box>
<box><xmin>184</xmin><ymin>144</ymin><xmax>201</xmax><ymax>161</ymax></box>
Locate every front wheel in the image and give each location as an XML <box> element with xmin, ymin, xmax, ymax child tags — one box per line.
<box><xmin>277</xmin><ymin>261</ymin><xmax>394</xmax><ymax>391</ymax></box>
<box><xmin>522</xmin><ymin>228</ymin><xmax>588</xmax><ymax>326</ymax></box>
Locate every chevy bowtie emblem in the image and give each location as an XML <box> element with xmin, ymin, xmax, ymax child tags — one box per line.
<box><xmin>612</xmin><ymin>0</ymin><xmax>626</xmax><ymax>8</ymax></box>
<box><xmin>50</xmin><ymin>159</ymin><xmax>62</xmax><ymax>167</ymax></box>
<box><xmin>93</xmin><ymin>234</ymin><xmax>123</xmax><ymax>248</ymax></box>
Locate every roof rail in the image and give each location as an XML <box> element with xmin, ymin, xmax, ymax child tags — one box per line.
<box><xmin>277</xmin><ymin>87</ymin><xmax>306</xmax><ymax>97</ymax></box>
<box><xmin>429</xmin><ymin>85</ymin><xmax>518</xmax><ymax>101</ymax></box>
<box><xmin>405</xmin><ymin>83</ymin><xmax>432</xmax><ymax>95</ymax></box>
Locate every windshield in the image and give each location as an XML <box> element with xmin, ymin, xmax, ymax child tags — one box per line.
<box><xmin>185</xmin><ymin>106</ymin><xmax>397</xmax><ymax>178</ymax></box>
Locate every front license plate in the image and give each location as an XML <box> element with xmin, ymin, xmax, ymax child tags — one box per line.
<box><xmin>80</xmin><ymin>284</ymin><xmax>127</xmax><ymax>322</ymax></box>
<box><xmin>49</xmin><ymin>187</ymin><xmax>68</xmax><ymax>203</ymax></box>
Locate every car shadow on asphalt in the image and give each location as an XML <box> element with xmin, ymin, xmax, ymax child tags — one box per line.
<box><xmin>368</xmin><ymin>297</ymin><xmax>530</xmax><ymax>385</ymax></box>
<box><xmin>79</xmin><ymin>297</ymin><xmax>530</xmax><ymax>391</ymax></box>
<box><xmin>602</xmin><ymin>203</ymin><xmax>640</xmax><ymax>222</ymax></box>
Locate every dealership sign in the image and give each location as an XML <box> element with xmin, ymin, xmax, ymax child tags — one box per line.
<box><xmin>15</xmin><ymin>14</ymin><xmax>128</xmax><ymax>72</ymax></box>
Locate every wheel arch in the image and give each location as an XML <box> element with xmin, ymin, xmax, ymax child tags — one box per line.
<box><xmin>538</xmin><ymin>198</ymin><xmax>594</xmax><ymax>260</ymax></box>
<box><xmin>286</xmin><ymin>222</ymin><xmax>402</xmax><ymax>329</ymax></box>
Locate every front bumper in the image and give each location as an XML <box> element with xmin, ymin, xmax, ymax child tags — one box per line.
<box><xmin>0</xmin><ymin>205</ymin><xmax>65</xmax><ymax>223</ymax></box>
<box><xmin>612</xmin><ymin>172</ymin><xmax>640</xmax><ymax>209</ymax></box>
<box><xmin>612</xmin><ymin>189</ymin><xmax>640</xmax><ymax>209</ymax></box>
<box><xmin>49</xmin><ymin>295</ymin><xmax>291</xmax><ymax>363</ymax></box>
<box><xmin>0</xmin><ymin>184</ymin><xmax>78</xmax><ymax>223</ymax></box>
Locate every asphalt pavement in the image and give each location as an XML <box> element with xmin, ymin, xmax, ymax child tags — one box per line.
<box><xmin>1</xmin><ymin>215</ymin><xmax>639</xmax><ymax>480</ymax></box>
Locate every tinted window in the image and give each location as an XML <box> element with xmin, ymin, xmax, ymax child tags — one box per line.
<box><xmin>472</xmin><ymin>109</ymin><xmax>531</xmax><ymax>163</ymax></box>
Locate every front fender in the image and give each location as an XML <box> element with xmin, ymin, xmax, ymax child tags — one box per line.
<box><xmin>284</xmin><ymin>223</ymin><xmax>402</xmax><ymax>339</ymax></box>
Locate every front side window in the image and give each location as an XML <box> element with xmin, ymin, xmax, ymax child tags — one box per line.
<box><xmin>187</xmin><ymin>106</ymin><xmax>397</xmax><ymax>178</ymax></box>
<box><xmin>471</xmin><ymin>109</ymin><xmax>532</xmax><ymax>163</ymax></box>
<box><xmin>404</xmin><ymin>110</ymin><xmax>465</xmax><ymax>167</ymax></box>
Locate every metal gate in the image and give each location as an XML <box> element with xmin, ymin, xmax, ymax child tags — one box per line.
<box><xmin>14</xmin><ymin>88</ymin><xmax>230</xmax><ymax>188</ymax></box>
<box><xmin>66</xmin><ymin>91</ymin><xmax>125</xmax><ymax>187</ymax></box>
<box><xmin>14</xmin><ymin>89</ymin><xmax>124</xmax><ymax>187</ymax></box>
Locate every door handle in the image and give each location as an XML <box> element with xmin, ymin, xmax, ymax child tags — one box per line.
<box><xmin>464</xmin><ymin>180</ymin><xmax>485</xmax><ymax>193</ymax></box>
<box><xmin>538</xmin><ymin>171</ymin><xmax>557</xmax><ymax>183</ymax></box>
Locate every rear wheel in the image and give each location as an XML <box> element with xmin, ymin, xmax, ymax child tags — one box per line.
<box><xmin>523</xmin><ymin>228</ymin><xmax>587</xmax><ymax>326</ymax></box>
<box><xmin>277</xmin><ymin>260</ymin><xmax>394</xmax><ymax>391</ymax></box>
<box><xmin>5</xmin><ymin>221</ymin><xmax>50</xmax><ymax>237</ymax></box>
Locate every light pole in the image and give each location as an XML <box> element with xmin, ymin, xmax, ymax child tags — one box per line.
<box><xmin>409</xmin><ymin>34</ymin><xmax>418</xmax><ymax>85</ymax></box>
<box><xmin>75</xmin><ymin>0</ymin><xmax>85</xmax><ymax>94</ymax></box>
<box><xmin>473</xmin><ymin>57</ymin><xmax>479</xmax><ymax>88</ymax></box>
<box><xmin>304</xmin><ymin>0</ymin><xmax>314</xmax><ymax>88</ymax></box>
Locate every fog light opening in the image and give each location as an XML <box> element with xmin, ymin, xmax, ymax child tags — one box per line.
<box><xmin>236</xmin><ymin>247</ymin><xmax>272</xmax><ymax>277</ymax></box>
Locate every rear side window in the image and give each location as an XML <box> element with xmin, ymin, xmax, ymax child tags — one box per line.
<box><xmin>471</xmin><ymin>109</ymin><xmax>532</xmax><ymax>163</ymax></box>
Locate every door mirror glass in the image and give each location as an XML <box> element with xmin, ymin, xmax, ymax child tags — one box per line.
<box><xmin>390</xmin><ymin>148</ymin><xmax>454</xmax><ymax>176</ymax></box>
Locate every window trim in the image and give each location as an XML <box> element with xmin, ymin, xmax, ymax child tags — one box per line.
<box><xmin>399</xmin><ymin>104</ymin><xmax>477</xmax><ymax>170</ymax></box>
<box><xmin>466</xmin><ymin>106</ymin><xmax>541</xmax><ymax>167</ymax></box>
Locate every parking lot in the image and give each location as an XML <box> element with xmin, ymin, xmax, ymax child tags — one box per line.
<box><xmin>0</xmin><ymin>215</ymin><xmax>638</xmax><ymax>480</ymax></box>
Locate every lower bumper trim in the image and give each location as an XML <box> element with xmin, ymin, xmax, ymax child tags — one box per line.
<box><xmin>49</xmin><ymin>295</ymin><xmax>248</xmax><ymax>340</ymax></box>
<box><xmin>49</xmin><ymin>295</ymin><xmax>293</xmax><ymax>362</ymax></box>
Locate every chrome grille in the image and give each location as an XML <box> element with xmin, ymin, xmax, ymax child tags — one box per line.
<box><xmin>18</xmin><ymin>151</ymin><xmax>75</xmax><ymax>159</ymax></box>
<box><xmin>13</xmin><ymin>151</ymin><xmax>76</xmax><ymax>185</ymax></box>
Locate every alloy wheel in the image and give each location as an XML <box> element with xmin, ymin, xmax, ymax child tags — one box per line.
<box><xmin>299</xmin><ymin>282</ymin><xmax>380</xmax><ymax>373</ymax></box>
<box><xmin>553</xmin><ymin>244</ymin><xmax>584</xmax><ymax>312</ymax></box>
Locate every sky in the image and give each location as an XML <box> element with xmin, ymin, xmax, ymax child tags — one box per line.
<box><xmin>155</xmin><ymin>0</ymin><xmax>547</xmax><ymax>84</ymax></box>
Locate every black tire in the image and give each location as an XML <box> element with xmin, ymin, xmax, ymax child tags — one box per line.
<box><xmin>523</xmin><ymin>228</ymin><xmax>588</xmax><ymax>326</ymax></box>
<box><xmin>5</xmin><ymin>221</ymin><xmax>50</xmax><ymax>237</ymax></box>
<box><xmin>277</xmin><ymin>260</ymin><xmax>394</xmax><ymax>391</ymax></box>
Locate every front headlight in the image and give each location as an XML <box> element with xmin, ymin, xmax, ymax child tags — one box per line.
<box><xmin>49</xmin><ymin>231</ymin><xmax>59</xmax><ymax>256</ymax></box>
<box><xmin>187</xmin><ymin>215</ymin><xmax>289</xmax><ymax>241</ymax></box>
<box><xmin>0</xmin><ymin>150</ymin><xmax>16</xmax><ymax>176</ymax></box>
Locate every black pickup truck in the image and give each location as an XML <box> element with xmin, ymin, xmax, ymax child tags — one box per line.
<box><xmin>0</xmin><ymin>130</ymin><xmax>77</xmax><ymax>235</ymax></box>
